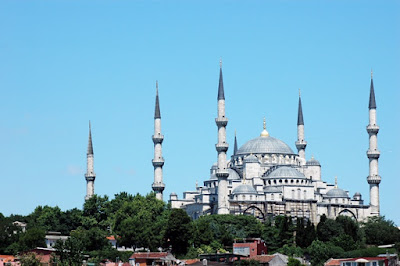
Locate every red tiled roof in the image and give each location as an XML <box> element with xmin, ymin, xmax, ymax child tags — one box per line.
<box><xmin>0</xmin><ymin>255</ymin><xmax>15</xmax><ymax>262</ymax></box>
<box><xmin>130</xmin><ymin>252</ymin><xmax>168</xmax><ymax>259</ymax></box>
<box><xmin>342</xmin><ymin>257</ymin><xmax>386</xmax><ymax>262</ymax></box>
<box><xmin>107</xmin><ymin>236</ymin><xmax>116</xmax><ymax>241</ymax></box>
<box><xmin>325</xmin><ymin>258</ymin><xmax>348</xmax><ymax>266</ymax></box>
<box><xmin>243</xmin><ymin>255</ymin><xmax>275</xmax><ymax>263</ymax></box>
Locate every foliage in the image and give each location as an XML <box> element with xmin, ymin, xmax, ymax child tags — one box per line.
<box><xmin>233</xmin><ymin>259</ymin><xmax>260</xmax><ymax>266</ymax></box>
<box><xmin>192</xmin><ymin>214</ymin><xmax>262</xmax><ymax>247</ymax></box>
<box><xmin>54</xmin><ymin>237</ymin><xmax>84</xmax><ymax>265</ymax></box>
<box><xmin>164</xmin><ymin>208</ymin><xmax>193</xmax><ymax>256</ymax></box>
<box><xmin>19</xmin><ymin>252</ymin><xmax>41</xmax><ymax>266</ymax></box>
<box><xmin>279</xmin><ymin>244</ymin><xmax>303</xmax><ymax>257</ymax></box>
<box><xmin>114</xmin><ymin>193</ymin><xmax>166</xmax><ymax>251</ymax></box>
<box><xmin>363</xmin><ymin>216</ymin><xmax>400</xmax><ymax>245</ymax></box>
<box><xmin>307</xmin><ymin>240</ymin><xmax>344</xmax><ymax>266</ymax></box>
<box><xmin>287</xmin><ymin>257</ymin><xmax>302</xmax><ymax>266</ymax></box>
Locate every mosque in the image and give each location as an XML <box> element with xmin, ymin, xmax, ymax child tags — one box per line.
<box><xmin>83</xmin><ymin>65</ymin><xmax>382</xmax><ymax>224</ymax></box>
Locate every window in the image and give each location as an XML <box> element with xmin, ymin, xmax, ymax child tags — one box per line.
<box><xmin>271</xmin><ymin>194</ymin><xmax>274</xmax><ymax>200</ymax></box>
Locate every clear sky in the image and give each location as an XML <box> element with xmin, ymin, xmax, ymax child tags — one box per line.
<box><xmin>0</xmin><ymin>1</ymin><xmax>399</xmax><ymax>224</ymax></box>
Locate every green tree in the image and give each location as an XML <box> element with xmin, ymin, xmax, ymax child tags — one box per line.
<box><xmin>164</xmin><ymin>208</ymin><xmax>193</xmax><ymax>256</ymax></box>
<box><xmin>261</xmin><ymin>218</ymin><xmax>280</xmax><ymax>252</ymax></box>
<box><xmin>114</xmin><ymin>193</ymin><xmax>166</xmax><ymax>251</ymax></box>
<box><xmin>18</xmin><ymin>228</ymin><xmax>46</xmax><ymax>252</ymax></box>
<box><xmin>316</xmin><ymin>216</ymin><xmax>343</xmax><ymax>242</ymax></box>
<box><xmin>307</xmin><ymin>240</ymin><xmax>344</xmax><ymax>266</ymax></box>
<box><xmin>54</xmin><ymin>237</ymin><xmax>84</xmax><ymax>266</ymax></box>
<box><xmin>335</xmin><ymin>216</ymin><xmax>359</xmax><ymax>242</ymax></box>
<box><xmin>82</xmin><ymin>195</ymin><xmax>110</xmax><ymax>230</ymax></box>
<box><xmin>287</xmin><ymin>257</ymin><xmax>302</xmax><ymax>266</ymax></box>
<box><xmin>363</xmin><ymin>216</ymin><xmax>400</xmax><ymax>245</ymax></box>
<box><xmin>19</xmin><ymin>252</ymin><xmax>41</xmax><ymax>266</ymax></box>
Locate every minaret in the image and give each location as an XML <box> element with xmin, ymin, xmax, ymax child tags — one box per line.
<box><xmin>295</xmin><ymin>89</ymin><xmax>307</xmax><ymax>163</ymax></box>
<box><xmin>85</xmin><ymin>121</ymin><xmax>96</xmax><ymax>200</ymax></box>
<box><xmin>216</xmin><ymin>60</ymin><xmax>229</xmax><ymax>214</ymax></box>
<box><xmin>366</xmin><ymin>71</ymin><xmax>381</xmax><ymax>216</ymax></box>
<box><xmin>152</xmin><ymin>81</ymin><xmax>165</xmax><ymax>201</ymax></box>
<box><xmin>233</xmin><ymin>130</ymin><xmax>238</xmax><ymax>156</ymax></box>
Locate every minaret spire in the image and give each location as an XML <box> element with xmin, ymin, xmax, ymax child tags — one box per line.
<box><xmin>152</xmin><ymin>81</ymin><xmax>165</xmax><ymax>201</ymax></box>
<box><xmin>155</xmin><ymin>80</ymin><xmax>161</xmax><ymax>119</ymax></box>
<box><xmin>295</xmin><ymin>90</ymin><xmax>307</xmax><ymax>163</ymax></box>
<box><xmin>215</xmin><ymin>61</ymin><xmax>229</xmax><ymax>214</ymax></box>
<box><xmin>85</xmin><ymin>121</ymin><xmax>96</xmax><ymax>200</ymax></box>
<box><xmin>233</xmin><ymin>129</ymin><xmax>238</xmax><ymax>156</ymax></box>
<box><xmin>366</xmin><ymin>72</ymin><xmax>381</xmax><ymax>216</ymax></box>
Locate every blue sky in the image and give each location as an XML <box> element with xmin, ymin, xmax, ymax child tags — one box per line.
<box><xmin>0</xmin><ymin>1</ymin><xmax>399</xmax><ymax>224</ymax></box>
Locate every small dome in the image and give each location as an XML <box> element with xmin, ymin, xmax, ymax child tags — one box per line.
<box><xmin>267</xmin><ymin>166</ymin><xmax>306</xmax><ymax>179</ymax></box>
<box><xmin>228</xmin><ymin>169</ymin><xmax>241</xmax><ymax>180</ymax></box>
<box><xmin>232</xmin><ymin>184</ymin><xmax>257</xmax><ymax>195</ymax></box>
<box><xmin>306</xmin><ymin>157</ymin><xmax>321</xmax><ymax>166</ymax></box>
<box><xmin>237</xmin><ymin>136</ymin><xmax>295</xmax><ymax>156</ymax></box>
<box><xmin>354</xmin><ymin>192</ymin><xmax>361</xmax><ymax>196</ymax></box>
<box><xmin>170</xmin><ymin>192</ymin><xmax>177</xmax><ymax>196</ymax></box>
<box><xmin>244</xmin><ymin>154</ymin><xmax>258</xmax><ymax>163</ymax></box>
<box><xmin>264</xmin><ymin>186</ymin><xmax>282</xmax><ymax>193</ymax></box>
<box><xmin>326</xmin><ymin>188</ymin><xmax>349</xmax><ymax>198</ymax></box>
<box><xmin>211</xmin><ymin>162</ymin><xmax>218</xmax><ymax>170</ymax></box>
<box><xmin>210</xmin><ymin>173</ymin><xmax>218</xmax><ymax>180</ymax></box>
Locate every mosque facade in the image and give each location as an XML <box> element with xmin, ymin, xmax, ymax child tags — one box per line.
<box><xmin>167</xmin><ymin>66</ymin><xmax>381</xmax><ymax>224</ymax></box>
<box><xmin>83</xmin><ymin>65</ymin><xmax>382</xmax><ymax>225</ymax></box>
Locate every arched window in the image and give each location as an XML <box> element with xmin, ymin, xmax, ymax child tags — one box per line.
<box><xmin>271</xmin><ymin>194</ymin><xmax>274</xmax><ymax>200</ymax></box>
<box><xmin>291</xmin><ymin>190</ymin><xmax>295</xmax><ymax>199</ymax></box>
<box><xmin>297</xmin><ymin>189</ymin><xmax>301</xmax><ymax>199</ymax></box>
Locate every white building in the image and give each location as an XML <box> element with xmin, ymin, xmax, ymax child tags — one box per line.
<box><xmin>168</xmin><ymin>67</ymin><xmax>381</xmax><ymax>224</ymax></box>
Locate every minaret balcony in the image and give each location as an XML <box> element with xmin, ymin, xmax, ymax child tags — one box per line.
<box><xmin>85</xmin><ymin>174</ymin><xmax>96</xmax><ymax>181</ymax></box>
<box><xmin>366</xmin><ymin>125</ymin><xmax>379</xmax><ymax>134</ymax></box>
<box><xmin>295</xmin><ymin>141</ymin><xmax>307</xmax><ymax>150</ymax></box>
<box><xmin>216</xmin><ymin>169</ymin><xmax>229</xmax><ymax>178</ymax></box>
<box><xmin>152</xmin><ymin>182</ymin><xmax>165</xmax><ymax>191</ymax></box>
<box><xmin>152</xmin><ymin>135</ymin><xmax>164</xmax><ymax>144</ymax></box>
<box><xmin>366</xmin><ymin>150</ymin><xmax>380</xmax><ymax>159</ymax></box>
<box><xmin>367</xmin><ymin>175</ymin><xmax>381</xmax><ymax>184</ymax></box>
<box><xmin>215</xmin><ymin>117</ymin><xmax>228</xmax><ymax>127</ymax></box>
<box><xmin>152</xmin><ymin>158</ymin><xmax>165</xmax><ymax>167</ymax></box>
<box><xmin>216</xmin><ymin>143</ymin><xmax>229</xmax><ymax>152</ymax></box>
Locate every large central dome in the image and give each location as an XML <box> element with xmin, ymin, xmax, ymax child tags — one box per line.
<box><xmin>237</xmin><ymin>136</ymin><xmax>295</xmax><ymax>155</ymax></box>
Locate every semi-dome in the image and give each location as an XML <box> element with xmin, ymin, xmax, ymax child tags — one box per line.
<box><xmin>266</xmin><ymin>166</ymin><xmax>305</xmax><ymax>179</ymax></box>
<box><xmin>264</xmin><ymin>186</ymin><xmax>282</xmax><ymax>193</ymax></box>
<box><xmin>326</xmin><ymin>188</ymin><xmax>349</xmax><ymax>198</ymax></box>
<box><xmin>306</xmin><ymin>157</ymin><xmax>321</xmax><ymax>166</ymax></box>
<box><xmin>210</xmin><ymin>168</ymin><xmax>241</xmax><ymax>181</ymax></box>
<box><xmin>237</xmin><ymin>136</ymin><xmax>295</xmax><ymax>155</ymax></box>
<box><xmin>244</xmin><ymin>154</ymin><xmax>258</xmax><ymax>163</ymax></box>
<box><xmin>232</xmin><ymin>184</ymin><xmax>257</xmax><ymax>195</ymax></box>
<box><xmin>228</xmin><ymin>168</ymin><xmax>241</xmax><ymax>180</ymax></box>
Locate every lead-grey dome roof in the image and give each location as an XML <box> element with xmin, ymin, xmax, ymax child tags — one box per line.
<box><xmin>210</xmin><ymin>168</ymin><xmax>241</xmax><ymax>181</ymax></box>
<box><xmin>306</xmin><ymin>157</ymin><xmax>321</xmax><ymax>166</ymax></box>
<box><xmin>232</xmin><ymin>184</ymin><xmax>257</xmax><ymax>194</ymax></box>
<box><xmin>266</xmin><ymin>166</ymin><xmax>306</xmax><ymax>179</ymax></box>
<box><xmin>244</xmin><ymin>154</ymin><xmax>258</xmax><ymax>163</ymax></box>
<box><xmin>264</xmin><ymin>186</ymin><xmax>282</xmax><ymax>193</ymax></box>
<box><xmin>228</xmin><ymin>169</ymin><xmax>241</xmax><ymax>180</ymax></box>
<box><xmin>325</xmin><ymin>188</ymin><xmax>349</xmax><ymax>198</ymax></box>
<box><xmin>237</xmin><ymin>136</ymin><xmax>295</xmax><ymax>155</ymax></box>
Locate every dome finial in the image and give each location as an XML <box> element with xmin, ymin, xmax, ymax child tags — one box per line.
<box><xmin>260</xmin><ymin>117</ymin><xmax>269</xmax><ymax>137</ymax></box>
<box><xmin>335</xmin><ymin>176</ymin><xmax>338</xmax><ymax>188</ymax></box>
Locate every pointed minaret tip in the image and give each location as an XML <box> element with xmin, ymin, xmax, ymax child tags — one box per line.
<box><xmin>233</xmin><ymin>129</ymin><xmax>238</xmax><ymax>156</ymax></box>
<box><xmin>87</xmin><ymin>121</ymin><xmax>94</xmax><ymax>155</ymax></box>
<box><xmin>297</xmin><ymin>92</ymin><xmax>304</xmax><ymax>126</ymax></box>
<box><xmin>154</xmin><ymin>81</ymin><xmax>161</xmax><ymax>119</ymax></box>
<box><xmin>218</xmin><ymin>60</ymin><xmax>225</xmax><ymax>100</ymax></box>
<box><xmin>369</xmin><ymin>71</ymin><xmax>376</xmax><ymax>109</ymax></box>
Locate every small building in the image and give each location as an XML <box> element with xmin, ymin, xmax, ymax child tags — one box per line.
<box><xmin>129</xmin><ymin>252</ymin><xmax>177</xmax><ymax>266</ymax></box>
<box><xmin>233</xmin><ymin>238</ymin><xmax>267</xmax><ymax>257</ymax></box>
<box><xmin>45</xmin><ymin>231</ymin><xmax>69</xmax><ymax>248</ymax></box>
<box><xmin>326</xmin><ymin>255</ymin><xmax>398</xmax><ymax>266</ymax></box>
